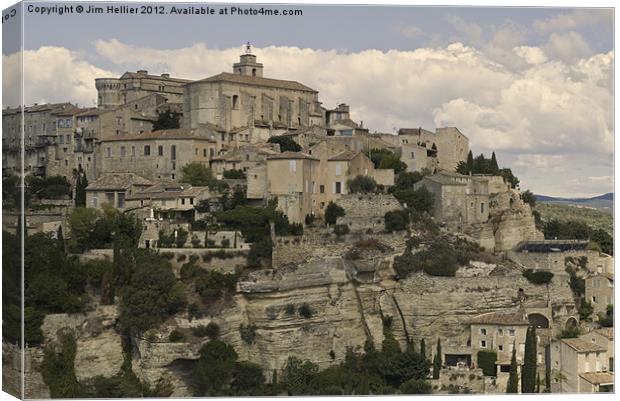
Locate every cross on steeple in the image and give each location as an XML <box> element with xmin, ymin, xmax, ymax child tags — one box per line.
<box><xmin>245</xmin><ymin>42</ymin><xmax>252</xmax><ymax>54</ymax></box>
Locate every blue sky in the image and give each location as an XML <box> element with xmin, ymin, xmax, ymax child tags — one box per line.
<box><xmin>2</xmin><ymin>2</ymin><xmax>614</xmax><ymax>197</ymax></box>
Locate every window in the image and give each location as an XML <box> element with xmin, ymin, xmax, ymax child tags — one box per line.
<box><xmin>59</xmin><ymin>135</ymin><xmax>65</xmax><ymax>144</ymax></box>
<box><xmin>232</xmin><ymin>95</ymin><xmax>239</xmax><ymax>109</ymax></box>
<box><xmin>320</xmin><ymin>202</ymin><xmax>325</xmax><ymax>209</ymax></box>
<box><xmin>117</xmin><ymin>193</ymin><xmax>125</xmax><ymax>209</ymax></box>
<box><xmin>335</xmin><ymin>182</ymin><xmax>342</xmax><ymax>194</ymax></box>
<box><xmin>131</xmin><ymin>146</ymin><xmax>135</xmax><ymax>156</ymax></box>
<box><xmin>498</xmin><ymin>329</ymin><xmax>504</xmax><ymax>336</ymax></box>
<box><xmin>320</xmin><ymin>185</ymin><xmax>325</xmax><ymax>194</ymax></box>
<box><xmin>107</xmin><ymin>147</ymin><xmax>111</xmax><ymax>157</ymax></box>
<box><xmin>120</xmin><ymin>146</ymin><xmax>126</xmax><ymax>157</ymax></box>
<box><xmin>106</xmin><ymin>192</ymin><xmax>115</xmax><ymax>204</ymax></box>
<box><xmin>335</xmin><ymin>163</ymin><xmax>342</xmax><ymax>176</ymax></box>
<box><xmin>210</xmin><ymin>148</ymin><xmax>215</xmax><ymax>157</ymax></box>
<box><xmin>171</xmin><ymin>174</ymin><xmax>175</xmax><ymax>180</ymax></box>
<box><xmin>498</xmin><ymin>345</ymin><xmax>504</xmax><ymax>351</ymax></box>
<box><xmin>190</xmin><ymin>198</ymin><xmax>194</xmax><ymax>205</ymax></box>
<box><xmin>92</xmin><ymin>196</ymin><xmax>98</xmax><ymax>208</ymax></box>
<box><xmin>144</xmin><ymin>145</ymin><xmax>151</xmax><ymax>156</ymax></box>
<box><xmin>181</xmin><ymin>198</ymin><xmax>185</xmax><ymax>205</ymax></box>
<box><xmin>480</xmin><ymin>328</ymin><xmax>487</xmax><ymax>336</ymax></box>
<box><xmin>158</xmin><ymin>145</ymin><xmax>164</xmax><ymax>156</ymax></box>
<box><xmin>480</xmin><ymin>202</ymin><xmax>485</xmax><ymax>213</ymax></box>
<box><xmin>171</xmin><ymin>145</ymin><xmax>176</xmax><ymax>160</ymax></box>
<box><xmin>411</xmin><ymin>152</ymin><xmax>415</xmax><ymax>159</ymax></box>
<box><xmin>66</xmin><ymin>134</ymin><xmax>71</xmax><ymax>144</ymax></box>
<box><xmin>481</xmin><ymin>340</ymin><xmax>487</xmax><ymax>348</ymax></box>
<box><xmin>509</xmin><ymin>329</ymin><xmax>515</xmax><ymax>336</ymax></box>
<box><xmin>203</xmin><ymin>149</ymin><xmax>207</xmax><ymax>157</ymax></box>
<box><xmin>289</xmin><ymin>160</ymin><xmax>297</xmax><ymax>172</ymax></box>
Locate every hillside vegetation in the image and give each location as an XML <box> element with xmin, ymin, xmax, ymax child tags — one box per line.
<box><xmin>535</xmin><ymin>203</ymin><xmax>612</xmax><ymax>236</ymax></box>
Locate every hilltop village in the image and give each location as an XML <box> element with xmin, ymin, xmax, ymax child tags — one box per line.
<box><xmin>2</xmin><ymin>48</ymin><xmax>614</xmax><ymax>397</ymax></box>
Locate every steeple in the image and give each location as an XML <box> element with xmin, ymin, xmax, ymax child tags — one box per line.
<box><xmin>233</xmin><ymin>42</ymin><xmax>264</xmax><ymax>77</ymax></box>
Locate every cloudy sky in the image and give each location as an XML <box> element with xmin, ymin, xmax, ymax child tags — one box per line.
<box><xmin>2</xmin><ymin>3</ymin><xmax>614</xmax><ymax>197</ymax></box>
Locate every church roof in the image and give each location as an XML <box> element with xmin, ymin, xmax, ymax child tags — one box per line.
<box><xmin>119</xmin><ymin>71</ymin><xmax>191</xmax><ymax>84</ymax></box>
<box><xmin>196</xmin><ymin>72</ymin><xmax>317</xmax><ymax>93</ymax></box>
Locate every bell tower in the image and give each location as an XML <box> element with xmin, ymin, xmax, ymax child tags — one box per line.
<box><xmin>233</xmin><ymin>42</ymin><xmax>264</xmax><ymax>77</ymax></box>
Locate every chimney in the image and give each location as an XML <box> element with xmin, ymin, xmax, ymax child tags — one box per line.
<box><xmin>161</xmin><ymin>73</ymin><xmax>170</xmax><ymax>79</ymax></box>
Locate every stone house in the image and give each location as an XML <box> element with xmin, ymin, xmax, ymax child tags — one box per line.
<box><xmin>96</xmin><ymin>70</ymin><xmax>190</xmax><ymax>109</ymax></box>
<box><xmin>585</xmin><ymin>273</ymin><xmax>614</xmax><ymax>317</ymax></box>
<box><xmin>209</xmin><ymin>143</ymin><xmax>279</xmax><ymax>178</ymax></box>
<box><xmin>265</xmin><ymin>151</ymin><xmax>320</xmax><ymax>224</ymax></box>
<box><xmin>183</xmin><ymin>51</ymin><xmax>323</xmax><ymax>136</ymax></box>
<box><xmin>508</xmin><ymin>240</ymin><xmax>595</xmax><ymax>275</ymax></box>
<box><xmin>550</xmin><ymin>337</ymin><xmax>613</xmax><ymax>393</ymax></box>
<box><xmin>580</xmin><ymin>328</ymin><xmax>614</xmax><ymax>376</ymax></box>
<box><xmin>85</xmin><ymin>172</ymin><xmax>153</xmax><ymax>210</ymax></box>
<box><xmin>398</xmin><ymin>126</ymin><xmax>469</xmax><ymax>172</ymax></box>
<box><xmin>467</xmin><ymin>310</ymin><xmax>530</xmax><ymax>374</ymax></box>
<box><xmin>125</xmin><ymin>181</ymin><xmax>212</xmax><ymax>223</ymax></box>
<box><xmin>98</xmin><ymin>128</ymin><xmax>218</xmax><ymax>181</ymax></box>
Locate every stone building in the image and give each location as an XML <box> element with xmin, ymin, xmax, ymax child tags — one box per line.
<box><xmin>509</xmin><ymin>240</ymin><xmax>598</xmax><ymax>275</ymax></box>
<box><xmin>397</xmin><ymin>127</ymin><xmax>469</xmax><ymax>172</ymax></box>
<box><xmin>585</xmin><ymin>273</ymin><xmax>614</xmax><ymax>317</ymax></box>
<box><xmin>550</xmin><ymin>337</ymin><xmax>613</xmax><ymax>393</ymax></box>
<box><xmin>85</xmin><ymin>172</ymin><xmax>153</xmax><ymax>210</ymax></box>
<box><xmin>183</xmin><ymin>50</ymin><xmax>323</xmax><ymax>137</ymax></box>
<box><xmin>264</xmin><ymin>151</ymin><xmax>320</xmax><ymax>224</ymax></box>
<box><xmin>467</xmin><ymin>310</ymin><xmax>530</xmax><ymax>374</ymax></box>
<box><xmin>97</xmin><ymin>128</ymin><xmax>218</xmax><ymax>181</ymax></box>
<box><xmin>96</xmin><ymin>70</ymin><xmax>190</xmax><ymax>109</ymax></box>
<box><xmin>209</xmin><ymin>142</ymin><xmax>279</xmax><ymax>178</ymax></box>
<box><xmin>2</xmin><ymin>102</ymin><xmax>82</xmax><ymax>177</ymax></box>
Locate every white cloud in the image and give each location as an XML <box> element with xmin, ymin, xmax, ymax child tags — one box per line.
<box><xmin>3</xmin><ymin>39</ymin><xmax>613</xmax><ymax>197</ymax></box>
<box><xmin>2</xmin><ymin>46</ymin><xmax>114</xmax><ymax>107</ymax></box>
<box><xmin>545</xmin><ymin>31</ymin><xmax>592</xmax><ymax>64</ymax></box>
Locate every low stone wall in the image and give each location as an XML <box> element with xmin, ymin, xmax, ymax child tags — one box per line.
<box><xmin>431</xmin><ymin>367</ymin><xmax>486</xmax><ymax>394</ymax></box>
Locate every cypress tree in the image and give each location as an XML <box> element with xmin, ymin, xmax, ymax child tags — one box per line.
<box><xmin>506</xmin><ymin>343</ymin><xmax>519</xmax><ymax>393</ymax></box>
<box><xmin>522</xmin><ymin>326</ymin><xmax>537</xmax><ymax>393</ymax></box>
<box><xmin>432</xmin><ymin>338</ymin><xmax>442</xmax><ymax>379</ymax></box>
<box><xmin>420</xmin><ymin>338</ymin><xmax>426</xmax><ymax>362</ymax></box>
<box><xmin>74</xmin><ymin>170</ymin><xmax>88</xmax><ymax>207</ymax></box>
<box><xmin>545</xmin><ymin>365</ymin><xmax>551</xmax><ymax>393</ymax></box>
<box><xmin>57</xmin><ymin>225</ymin><xmax>65</xmax><ymax>253</ymax></box>
<box><xmin>536</xmin><ymin>372</ymin><xmax>541</xmax><ymax>393</ymax></box>
<box><xmin>466</xmin><ymin>150</ymin><xmax>474</xmax><ymax>173</ymax></box>
<box><xmin>491</xmin><ymin>152</ymin><xmax>499</xmax><ymax>173</ymax></box>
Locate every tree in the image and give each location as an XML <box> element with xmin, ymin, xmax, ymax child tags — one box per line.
<box><xmin>400</xmin><ymin>378</ymin><xmax>432</xmax><ymax>394</ymax></box>
<box><xmin>522</xmin><ymin>326</ymin><xmax>537</xmax><ymax>393</ymax></box>
<box><xmin>348</xmin><ymin>175</ymin><xmax>377</xmax><ymax>193</ymax></box>
<box><xmin>378</xmin><ymin>153</ymin><xmax>407</xmax><ymax>174</ymax></box>
<box><xmin>193</xmin><ymin>340</ymin><xmax>238</xmax><ymax>396</ymax></box>
<box><xmin>281</xmin><ymin>356</ymin><xmax>319</xmax><ymax>395</ymax></box>
<box><xmin>180</xmin><ymin>163</ymin><xmax>215</xmax><ymax>187</ymax></box>
<box><xmin>223</xmin><ymin>169</ymin><xmax>247</xmax><ymax>179</ymax></box>
<box><xmin>521</xmin><ymin>190</ymin><xmax>536</xmax><ymax>208</ymax></box>
<box><xmin>432</xmin><ymin>339</ymin><xmax>441</xmax><ymax>379</ymax></box>
<box><xmin>231</xmin><ymin>361</ymin><xmax>266</xmax><ymax>396</ymax></box>
<box><xmin>598</xmin><ymin>304</ymin><xmax>613</xmax><ymax>327</ymax></box>
<box><xmin>466</xmin><ymin>150</ymin><xmax>474</xmax><ymax>172</ymax></box>
<box><xmin>152</xmin><ymin>111</ymin><xmax>181</xmax><ymax>131</ymax></box>
<box><xmin>506</xmin><ymin>344</ymin><xmax>519</xmax><ymax>393</ymax></box>
<box><xmin>74</xmin><ymin>170</ymin><xmax>88</xmax><ymax>207</ymax></box>
<box><xmin>420</xmin><ymin>339</ymin><xmax>426</xmax><ymax>362</ymax></box>
<box><xmin>477</xmin><ymin>350</ymin><xmax>498</xmax><ymax>376</ymax></box>
<box><xmin>325</xmin><ymin>201</ymin><xmax>345</xmax><ymax>225</ymax></box>
<box><xmin>267</xmin><ymin>135</ymin><xmax>302</xmax><ymax>152</ymax></box>
<box><xmin>393</xmin><ymin>187</ymin><xmax>434</xmax><ymax>213</ymax></box>
<box><xmin>394</xmin><ymin>171</ymin><xmax>425</xmax><ymax>191</ymax></box>
<box><xmin>175</xmin><ymin>227</ymin><xmax>189</xmax><ymax>248</ymax></box>
<box><xmin>384</xmin><ymin>210</ymin><xmax>410</xmax><ymax>232</ymax></box>
<box><xmin>69</xmin><ymin>207</ymin><xmax>101</xmax><ymax>251</ymax></box>
<box><xmin>490</xmin><ymin>152</ymin><xmax>499</xmax><ymax>173</ymax></box>
<box><xmin>591</xmin><ymin>229</ymin><xmax>613</xmax><ymax>255</ymax></box>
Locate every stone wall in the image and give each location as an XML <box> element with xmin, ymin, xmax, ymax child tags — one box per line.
<box><xmin>334</xmin><ymin>194</ymin><xmax>402</xmax><ymax>233</ymax></box>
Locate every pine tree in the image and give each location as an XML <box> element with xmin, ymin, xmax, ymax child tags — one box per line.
<box><xmin>522</xmin><ymin>326</ymin><xmax>537</xmax><ymax>393</ymax></box>
<box><xmin>420</xmin><ymin>338</ymin><xmax>426</xmax><ymax>362</ymax></box>
<box><xmin>432</xmin><ymin>338</ymin><xmax>442</xmax><ymax>379</ymax></box>
<box><xmin>507</xmin><ymin>343</ymin><xmax>519</xmax><ymax>393</ymax></box>
<box><xmin>490</xmin><ymin>152</ymin><xmax>499</xmax><ymax>173</ymax></box>
<box><xmin>466</xmin><ymin>150</ymin><xmax>474</xmax><ymax>173</ymax></box>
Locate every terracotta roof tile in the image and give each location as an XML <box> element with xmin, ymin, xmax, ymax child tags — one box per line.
<box><xmin>86</xmin><ymin>173</ymin><xmax>153</xmax><ymax>191</ymax></box>
<box><xmin>562</xmin><ymin>338</ymin><xmax>607</xmax><ymax>353</ymax></box>
<box><xmin>267</xmin><ymin>151</ymin><xmax>319</xmax><ymax>161</ymax></box>
<box><xmin>579</xmin><ymin>372</ymin><xmax>614</xmax><ymax>385</ymax></box>
<box><xmin>470</xmin><ymin>310</ymin><xmax>529</xmax><ymax>326</ymax></box>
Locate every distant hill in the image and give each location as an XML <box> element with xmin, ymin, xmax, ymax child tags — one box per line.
<box><xmin>535</xmin><ymin>192</ymin><xmax>613</xmax><ymax>213</ymax></box>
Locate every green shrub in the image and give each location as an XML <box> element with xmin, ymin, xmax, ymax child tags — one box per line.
<box><xmin>221</xmin><ymin>238</ymin><xmax>231</xmax><ymax>248</ymax></box>
<box><xmin>333</xmin><ymin>224</ymin><xmax>350</xmax><ymax>236</ymax></box>
<box><xmin>191</xmin><ymin>235</ymin><xmax>201</xmax><ymax>248</ymax></box>
<box><xmin>347</xmin><ymin>175</ymin><xmax>377</xmax><ymax>194</ymax></box>
<box><xmin>578</xmin><ymin>299</ymin><xmax>594</xmax><ymax>321</ymax></box>
<box><xmin>559</xmin><ymin>326</ymin><xmax>580</xmax><ymax>338</ymax></box>
<box><xmin>477</xmin><ymin>350</ymin><xmax>497</xmax><ymax>376</ymax></box>
<box><xmin>400</xmin><ymin>378</ymin><xmax>432</xmax><ymax>394</ymax></box>
<box><xmin>522</xmin><ymin>269</ymin><xmax>554</xmax><ymax>285</ymax></box>
<box><xmin>384</xmin><ymin>210</ymin><xmax>410</xmax><ymax>232</ymax></box>
<box><xmin>240</xmin><ymin>323</ymin><xmax>257</xmax><ymax>344</ymax></box>
<box><xmin>176</xmin><ymin>228</ymin><xmax>189</xmax><ymax>248</ymax></box>
<box><xmin>161</xmin><ymin>252</ymin><xmax>174</xmax><ymax>260</ymax></box>
<box><xmin>169</xmin><ymin>329</ymin><xmax>185</xmax><ymax>342</ymax></box>
<box><xmin>325</xmin><ymin>202</ymin><xmax>345</xmax><ymax>225</ymax></box>
<box><xmin>299</xmin><ymin>303</ymin><xmax>313</xmax><ymax>318</ymax></box>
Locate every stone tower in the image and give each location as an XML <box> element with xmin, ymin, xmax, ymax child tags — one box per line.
<box><xmin>233</xmin><ymin>43</ymin><xmax>264</xmax><ymax>77</ymax></box>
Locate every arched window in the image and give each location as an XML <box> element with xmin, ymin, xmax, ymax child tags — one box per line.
<box><xmin>528</xmin><ymin>313</ymin><xmax>550</xmax><ymax>329</ymax></box>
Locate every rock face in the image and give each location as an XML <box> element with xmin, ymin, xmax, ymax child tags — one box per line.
<box><xmin>8</xmin><ymin>228</ymin><xmax>574</xmax><ymax>397</ymax></box>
